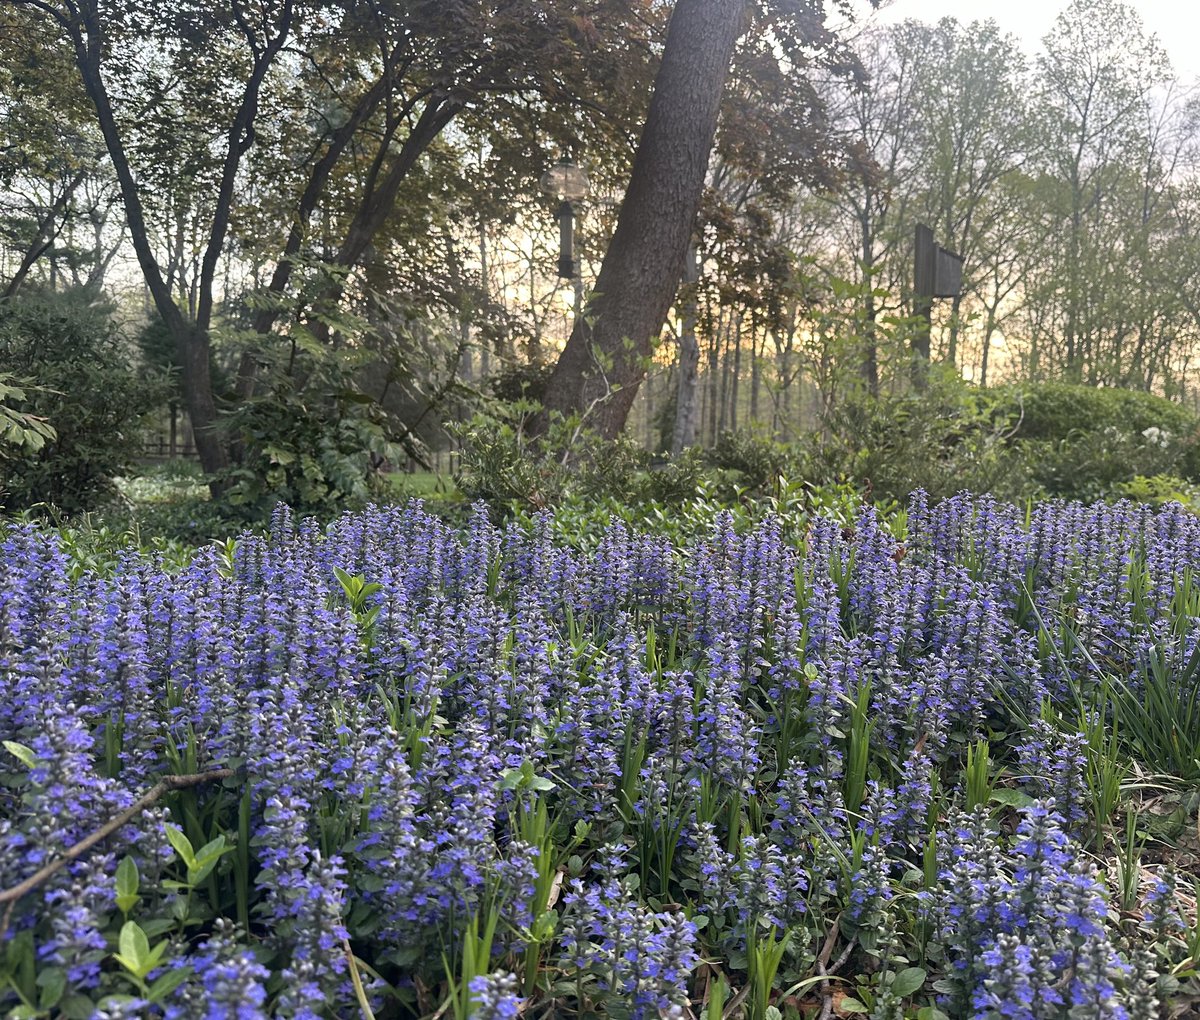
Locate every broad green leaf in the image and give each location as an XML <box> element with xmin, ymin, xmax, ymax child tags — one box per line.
<box><xmin>839</xmin><ymin>997</ymin><xmax>869</xmax><ymax>1013</ymax></box>
<box><xmin>891</xmin><ymin>966</ymin><xmax>927</xmax><ymax>997</ymax></box>
<box><xmin>3</xmin><ymin>740</ymin><xmax>36</xmax><ymax>768</ymax></box>
<box><xmin>990</xmin><ymin>788</ymin><xmax>1036</xmax><ymax>809</ymax></box>
<box><xmin>164</xmin><ymin>825</ymin><xmax>196</xmax><ymax>868</ymax></box>
<box><xmin>115</xmin><ymin>921</ymin><xmax>151</xmax><ymax>977</ymax></box>
<box><xmin>116</xmin><ymin>856</ymin><xmax>140</xmax><ymax>914</ymax></box>
<box><xmin>148</xmin><ymin>966</ymin><xmax>192</xmax><ymax>1003</ymax></box>
<box><xmin>187</xmin><ymin>859</ymin><xmax>219</xmax><ymax>886</ymax></box>
<box><xmin>60</xmin><ymin>995</ymin><xmax>97</xmax><ymax>1020</ymax></box>
<box><xmin>144</xmin><ymin>939</ymin><xmax>169</xmax><ymax>971</ymax></box>
<box><xmin>194</xmin><ymin>835</ymin><xmax>230</xmax><ymax>865</ymax></box>
<box><xmin>140</xmin><ymin>919</ymin><xmax>176</xmax><ymax>939</ymax></box>
<box><xmin>37</xmin><ymin>966</ymin><xmax>66</xmax><ymax>1009</ymax></box>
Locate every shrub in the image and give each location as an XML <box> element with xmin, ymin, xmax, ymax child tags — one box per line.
<box><xmin>986</xmin><ymin>382</ymin><xmax>1200</xmax><ymax>500</ymax></box>
<box><xmin>810</xmin><ymin>373</ymin><xmax>1033</xmax><ymax>504</ymax></box>
<box><xmin>222</xmin><ymin>388</ymin><xmax>400</xmax><ymax>518</ymax></box>
<box><xmin>1114</xmin><ymin>474</ymin><xmax>1200</xmax><ymax>510</ymax></box>
<box><xmin>1022</xmin><ymin>430</ymin><xmax>1186</xmax><ymax>503</ymax></box>
<box><xmin>0</xmin><ymin>288</ymin><xmax>164</xmax><ymax>514</ymax></box>
<box><xmin>992</xmin><ymin>382</ymin><xmax>1199</xmax><ymax>443</ymax></box>
<box><xmin>705</xmin><ymin>428</ymin><xmax>805</xmax><ymax>493</ymax></box>
<box><xmin>453</xmin><ymin>405</ymin><xmax>656</xmax><ymax>511</ymax></box>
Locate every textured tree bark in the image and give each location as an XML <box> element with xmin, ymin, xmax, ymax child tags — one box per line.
<box><xmin>538</xmin><ymin>0</ymin><xmax>749</xmax><ymax>439</ymax></box>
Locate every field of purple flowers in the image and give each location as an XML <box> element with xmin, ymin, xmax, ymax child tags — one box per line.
<box><xmin>1</xmin><ymin>494</ymin><xmax>1198</xmax><ymax>1019</ymax></box>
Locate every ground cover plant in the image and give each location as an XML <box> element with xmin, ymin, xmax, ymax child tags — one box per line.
<box><xmin>1</xmin><ymin>494</ymin><xmax>1199</xmax><ymax>1018</ymax></box>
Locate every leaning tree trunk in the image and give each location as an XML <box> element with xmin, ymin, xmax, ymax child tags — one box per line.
<box><xmin>538</xmin><ymin>0</ymin><xmax>749</xmax><ymax>439</ymax></box>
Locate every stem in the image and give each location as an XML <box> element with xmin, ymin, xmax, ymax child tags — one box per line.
<box><xmin>0</xmin><ymin>769</ymin><xmax>235</xmax><ymax>939</ymax></box>
<box><xmin>345</xmin><ymin>938</ymin><xmax>377</xmax><ymax>1020</ymax></box>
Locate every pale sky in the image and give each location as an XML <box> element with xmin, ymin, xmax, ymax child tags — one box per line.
<box><xmin>850</xmin><ymin>0</ymin><xmax>1200</xmax><ymax>84</ymax></box>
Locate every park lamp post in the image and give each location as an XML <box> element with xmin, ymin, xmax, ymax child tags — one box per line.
<box><xmin>540</xmin><ymin>159</ymin><xmax>590</xmax><ymax>321</ymax></box>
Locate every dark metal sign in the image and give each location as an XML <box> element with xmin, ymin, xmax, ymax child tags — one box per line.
<box><xmin>912</xmin><ymin>223</ymin><xmax>964</xmax><ymax>387</ymax></box>
<box><xmin>934</xmin><ymin>246</ymin><xmax>963</xmax><ymax>299</ymax></box>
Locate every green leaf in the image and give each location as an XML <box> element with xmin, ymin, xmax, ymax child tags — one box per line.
<box><xmin>148</xmin><ymin>966</ymin><xmax>192</xmax><ymax>1003</ymax></box>
<box><xmin>990</xmin><ymin>788</ymin><xmax>1036</xmax><ymax>809</ymax></box>
<box><xmin>187</xmin><ymin>859</ymin><xmax>219</xmax><ymax>886</ymax></box>
<box><xmin>839</xmin><ymin>997</ymin><xmax>869</xmax><ymax>1013</ymax></box>
<box><xmin>116</xmin><ymin>855</ymin><xmax>140</xmax><ymax>914</ymax></box>
<box><xmin>144</xmin><ymin>939</ymin><xmax>169</xmax><ymax>971</ymax></box>
<box><xmin>3</xmin><ymin>740</ymin><xmax>36</xmax><ymax>768</ymax></box>
<box><xmin>60</xmin><ymin>995</ymin><xmax>97</xmax><ymax>1020</ymax></box>
<box><xmin>164</xmin><ymin>824</ymin><xmax>196</xmax><ymax>868</ymax></box>
<box><xmin>918</xmin><ymin>1008</ymin><xmax>952</xmax><ymax>1020</ymax></box>
<box><xmin>37</xmin><ymin>966</ymin><xmax>66</xmax><ymax>1009</ymax></box>
<box><xmin>195</xmin><ymin>835</ymin><xmax>227</xmax><ymax>861</ymax></box>
<box><xmin>890</xmin><ymin>966</ymin><xmax>927</xmax><ymax>997</ymax></box>
<box><xmin>115</xmin><ymin>921</ymin><xmax>151</xmax><ymax>977</ymax></box>
<box><xmin>140</xmin><ymin>918</ymin><xmax>176</xmax><ymax>939</ymax></box>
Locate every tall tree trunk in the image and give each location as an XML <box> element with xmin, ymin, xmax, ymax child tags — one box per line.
<box><xmin>479</xmin><ymin>220</ymin><xmax>491</xmax><ymax>378</ymax></box>
<box><xmin>537</xmin><ymin>0</ymin><xmax>748</xmax><ymax>438</ymax></box>
<box><xmin>859</xmin><ymin>208</ymin><xmax>879</xmax><ymax>396</ymax></box>
<box><xmin>980</xmin><ymin>305</ymin><xmax>997</xmax><ymax>388</ymax></box>
<box><xmin>671</xmin><ymin>244</ymin><xmax>701</xmax><ymax>455</ymax></box>
<box><xmin>946</xmin><ymin>292</ymin><xmax>963</xmax><ymax>368</ymax></box>
<box><xmin>749</xmin><ymin>321</ymin><xmax>762</xmax><ymax>425</ymax></box>
<box><xmin>729</xmin><ymin>316</ymin><xmax>741</xmax><ymax>431</ymax></box>
<box><xmin>644</xmin><ymin>361</ymin><xmax>655</xmax><ymax>448</ymax></box>
<box><xmin>718</xmin><ymin>316</ymin><xmax>732</xmax><ymax>434</ymax></box>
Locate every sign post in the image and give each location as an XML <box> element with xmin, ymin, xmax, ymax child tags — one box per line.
<box><xmin>912</xmin><ymin>223</ymin><xmax>964</xmax><ymax>389</ymax></box>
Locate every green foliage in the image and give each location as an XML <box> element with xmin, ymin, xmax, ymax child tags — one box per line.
<box><xmin>56</xmin><ymin>462</ymin><xmax>233</xmax><ymax>548</ymax></box>
<box><xmin>788</xmin><ymin>379</ymin><xmax>1200</xmax><ymax>508</ymax></box>
<box><xmin>222</xmin><ymin>272</ymin><xmax>406</xmax><ymax>517</ymax></box>
<box><xmin>705</xmin><ymin>428</ymin><xmax>807</xmax><ymax>494</ymax></box>
<box><xmin>987</xmin><ymin>382</ymin><xmax>1200</xmax><ymax>501</ymax></box>
<box><xmin>1116</xmin><ymin>475</ymin><xmax>1200</xmax><ymax>509</ymax></box>
<box><xmin>1108</xmin><ymin>642</ymin><xmax>1200</xmax><ymax>782</ymax></box>
<box><xmin>812</xmin><ymin>372</ymin><xmax>1033</xmax><ymax>504</ymax></box>
<box><xmin>0</xmin><ymin>373</ymin><xmax>55</xmax><ymax>456</ymax></box>
<box><xmin>223</xmin><ymin>388</ymin><xmax>398</xmax><ymax>516</ymax></box>
<box><xmin>995</xmin><ymin>382</ymin><xmax>1200</xmax><ymax>442</ymax></box>
<box><xmin>453</xmin><ymin>404</ymin><xmax>706</xmax><ymax>512</ymax></box>
<box><xmin>455</xmin><ymin>403</ymin><xmax>870</xmax><ymax>529</ymax></box>
<box><xmin>0</xmin><ymin>289</ymin><xmax>164</xmax><ymax>514</ymax></box>
<box><xmin>488</xmin><ymin>363</ymin><xmax>554</xmax><ymax>405</ymax></box>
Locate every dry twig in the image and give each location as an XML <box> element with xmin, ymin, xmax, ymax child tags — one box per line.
<box><xmin>0</xmin><ymin>768</ymin><xmax>234</xmax><ymax>939</ymax></box>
